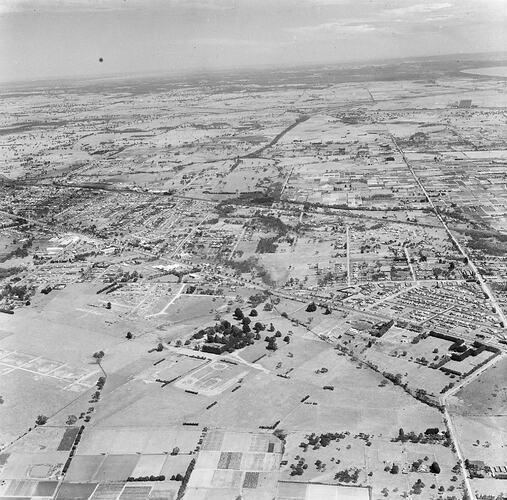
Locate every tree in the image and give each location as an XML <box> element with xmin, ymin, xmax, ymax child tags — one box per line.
<box><xmin>126</xmin><ymin>331</ymin><xmax>133</xmax><ymax>340</ymax></box>
<box><xmin>156</xmin><ymin>343</ymin><xmax>164</xmax><ymax>352</ymax></box>
<box><xmin>429</xmin><ymin>461</ymin><xmax>441</xmax><ymax>474</ymax></box>
<box><xmin>425</xmin><ymin>427</ymin><xmax>439</xmax><ymax>435</ymax></box>
<box><xmin>283</xmin><ymin>336</ymin><xmax>290</xmax><ymax>343</ymax></box>
<box><xmin>171</xmin><ymin>446</ymin><xmax>180</xmax><ymax>455</ymax></box>
<box><xmin>306</xmin><ymin>302</ymin><xmax>317</xmax><ymax>312</ymax></box>
<box><xmin>233</xmin><ymin>308</ymin><xmax>244</xmax><ymax>320</ymax></box>
<box><xmin>36</xmin><ymin>415</ymin><xmax>48</xmax><ymax>425</ymax></box>
<box><xmin>66</xmin><ymin>414</ymin><xmax>77</xmax><ymax>425</ymax></box>
<box><xmin>273</xmin><ymin>429</ymin><xmax>287</xmax><ymax>442</ymax></box>
<box><xmin>267</xmin><ymin>338</ymin><xmax>278</xmax><ymax>351</ymax></box>
<box><xmin>249</xmin><ymin>309</ymin><xmax>258</xmax><ymax>317</ymax></box>
<box><xmin>253</xmin><ymin>322</ymin><xmax>264</xmax><ymax>333</ymax></box>
<box><xmin>390</xmin><ymin>464</ymin><xmax>399</xmax><ymax>474</ymax></box>
<box><xmin>93</xmin><ymin>351</ymin><xmax>105</xmax><ymax>362</ymax></box>
<box><xmin>105</xmin><ymin>302</ymin><xmax>111</xmax><ymax>309</ymax></box>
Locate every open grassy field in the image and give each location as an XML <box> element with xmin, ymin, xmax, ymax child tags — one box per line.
<box><xmin>0</xmin><ymin>369</ymin><xmax>81</xmax><ymax>448</ymax></box>
<box><xmin>77</xmin><ymin>427</ymin><xmax>201</xmax><ymax>455</ymax></box>
<box><xmin>453</xmin><ymin>356</ymin><xmax>507</xmax><ymax>414</ymax></box>
<box><xmin>276</xmin><ymin>481</ymin><xmax>370</xmax><ymax>500</ymax></box>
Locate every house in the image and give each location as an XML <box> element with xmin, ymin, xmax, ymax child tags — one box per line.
<box><xmin>492</xmin><ymin>465</ymin><xmax>507</xmax><ymax>479</ymax></box>
<box><xmin>201</xmin><ymin>343</ymin><xmax>226</xmax><ymax>355</ymax></box>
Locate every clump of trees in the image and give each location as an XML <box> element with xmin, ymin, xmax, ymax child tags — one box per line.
<box><xmin>127</xmin><ymin>475</ymin><xmax>166</xmax><ymax>482</ymax></box>
<box><xmin>256</xmin><ymin>237</ymin><xmax>278</xmax><ymax>254</ymax></box>
<box><xmin>306</xmin><ymin>302</ymin><xmax>317</xmax><ymax>312</ymax></box>
<box><xmin>273</xmin><ymin>429</ymin><xmax>286</xmax><ymax>442</ymax></box>
<box><xmin>289</xmin><ymin>456</ymin><xmax>308</xmax><ymax>476</ymax></box>
<box><xmin>411</xmin><ymin>478</ymin><xmax>425</xmax><ymax>495</ymax></box>
<box><xmin>249</xmin><ymin>290</ymin><xmax>271</xmax><ymax>308</ymax></box>
<box><xmin>266</xmin><ymin>337</ymin><xmax>278</xmax><ymax>351</ymax></box>
<box><xmin>334</xmin><ymin>468</ymin><xmax>360</xmax><ymax>483</ymax></box>
<box><xmin>1</xmin><ymin>282</ymin><xmax>34</xmax><ymax>303</ymax></box>
<box><xmin>1</xmin><ymin>238</ymin><xmax>33</xmax><ymax>262</ymax></box>
<box><xmin>36</xmin><ymin>415</ymin><xmax>48</xmax><ymax>425</ymax></box>
<box><xmin>299</xmin><ymin>431</ymin><xmax>349</xmax><ymax>451</ymax></box>
<box><xmin>429</xmin><ymin>461</ymin><xmax>441</xmax><ymax>474</ymax></box>
<box><xmin>256</xmin><ymin>215</ymin><xmax>289</xmax><ymax>235</ymax></box>
<box><xmin>90</xmin><ymin>377</ymin><xmax>106</xmax><ymax>403</ymax></box>
<box><xmin>193</xmin><ymin>317</ymin><xmax>258</xmax><ymax>353</ymax></box>
<box><xmin>190</xmin><ymin>305</ymin><xmax>291</xmax><ymax>354</ymax></box>
<box><xmin>66</xmin><ymin>414</ymin><xmax>77</xmax><ymax>425</ymax></box>
<box><xmin>393</xmin><ymin>427</ymin><xmax>451</xmax><ymax>447</ymax></box>
<box><xmin>92</xmin><ymin>351</ymin><xmax>104</xmax><ymax>362</ymax></box>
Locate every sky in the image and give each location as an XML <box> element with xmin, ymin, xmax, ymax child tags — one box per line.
<box><xmin>1</xmin><ymin>0</ymin><xmax>506</xmax><ymax>82</ymax></box>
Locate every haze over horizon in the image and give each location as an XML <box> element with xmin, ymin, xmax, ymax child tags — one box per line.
<box><xmin>1</xmin><ymin>0</ymin><xmax>507</xmax><ymax>83</ymax></box>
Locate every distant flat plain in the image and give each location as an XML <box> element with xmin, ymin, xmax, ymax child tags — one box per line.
<box><xmin>462</xmin><ymin>66</ymin><xmax>507</xmax><ymax>77</ymax></box>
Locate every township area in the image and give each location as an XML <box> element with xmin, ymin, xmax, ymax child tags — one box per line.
<box><xmin>0</xmin><ymin>55</ymin><xmax>507</xmax><ymax>500</ymax></box>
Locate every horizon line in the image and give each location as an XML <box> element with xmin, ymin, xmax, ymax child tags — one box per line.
<box><xmin>2</xmin><ymin>49</ymin><xmax>507</xmax><ymax>88</ymax></box>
